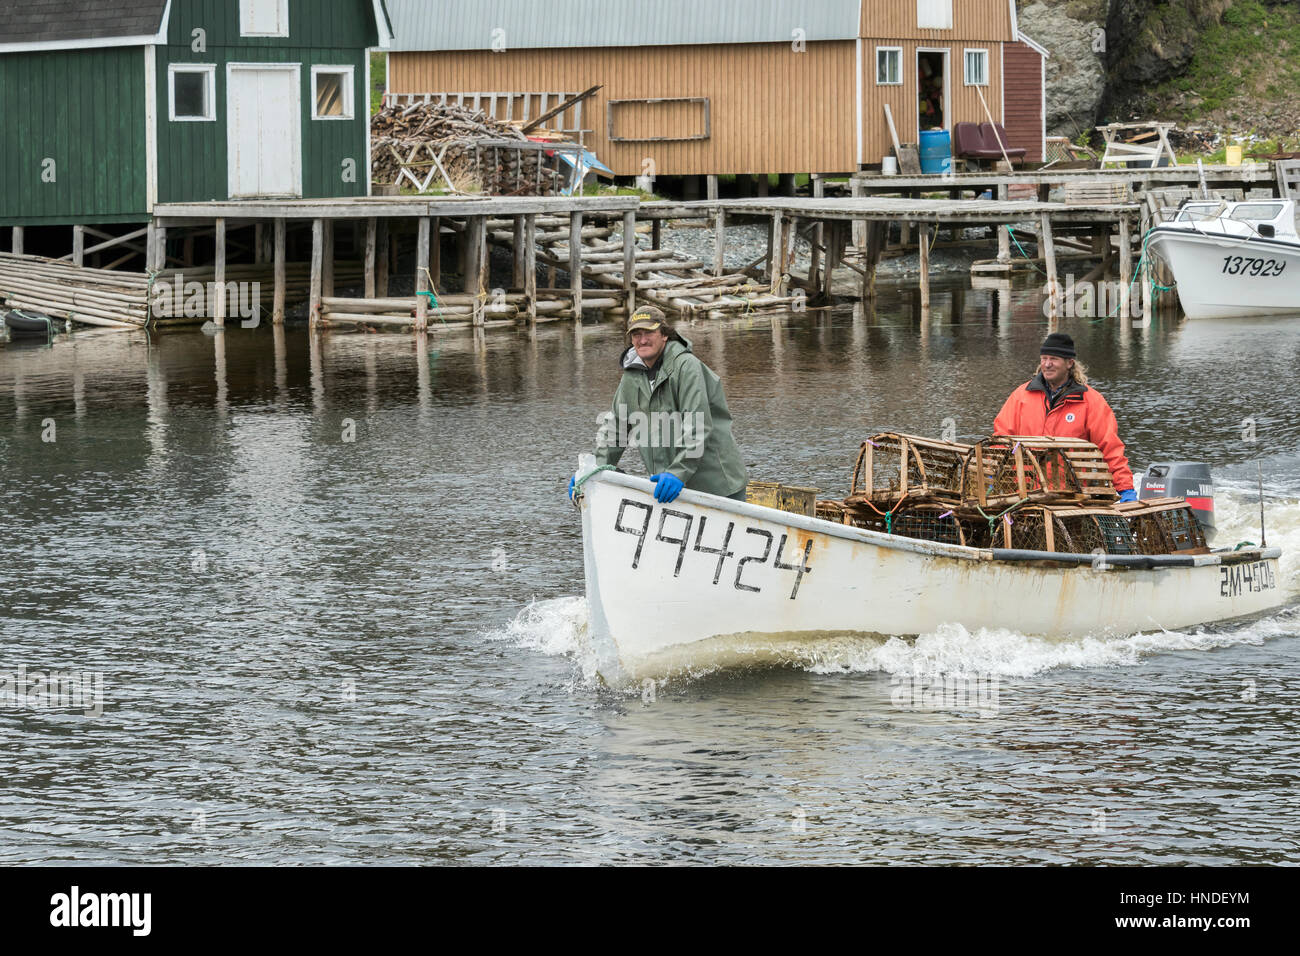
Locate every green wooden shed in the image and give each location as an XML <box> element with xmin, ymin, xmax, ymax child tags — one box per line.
<box><xmin>0</xmin><ymin>0</ymin><xmax>393</xmax><ymax>228</ymax></box>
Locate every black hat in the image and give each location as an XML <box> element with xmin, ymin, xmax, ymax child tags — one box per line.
<box><xmin>1040</xmin><ymin>332</ymin><xmax>1076</xmax><ymax>359</ymax></box>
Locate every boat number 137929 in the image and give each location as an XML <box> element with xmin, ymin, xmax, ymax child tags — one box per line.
<box><xmin>1221</xmin><ymin>256</ymin><xmax>1285</xmax><ymax>276</ymax></box>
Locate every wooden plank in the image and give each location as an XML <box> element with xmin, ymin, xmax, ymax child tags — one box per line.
<box><xmin>1039</xmin><ymin>212</ymin><xmax>1059</xmax><ymax>310</ymax></box>
<box><xmin>918</xmin><ymin>222</ymin><xmax>930</xmax><ymax>310</ymax></box>
<box><xmin>11</xmin><ymin>226</ymin><xmax>22</xmax><ymax>257</ymax></box>
<box><xmin>72</xmin><ymin>226</ymin><xmax>85</xmax><ymax>267</ymax></box>
<box><xmin>273</xmin><ymin>218</ymin><xmax>286</xmax><ymax>325</ymax></box>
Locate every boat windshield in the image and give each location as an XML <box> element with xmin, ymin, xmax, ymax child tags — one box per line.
<box><xmin>1228</xmin><ymin>202</ymin><xmax>1285</xmax><ymax>222</ymax></box>
<box><xmin>1176</xmin><ymin>203</ymin><xmax>1225</xmax><ymax>222</ymax></box>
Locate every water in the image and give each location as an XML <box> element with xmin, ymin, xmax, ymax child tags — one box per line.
<box><xmin>2</xmin><ymin>279</ymin><xmax>1298</xmax><ymax>864</ymax></box>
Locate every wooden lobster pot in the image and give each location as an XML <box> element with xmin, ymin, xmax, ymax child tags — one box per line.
<box><xmin>962</xmin><ymin>435</ymin><xmax>1117</xmax><ymax>509</ymax></box>
<box><xmin>849</xmin><ymin>432</ymin><xmax>970</xmax><ymax>509</ymax></box>
<box><xmin>1115</xmin><ymin>498</ymin><xmax>1210</xmax><ymax>554</ymax></box>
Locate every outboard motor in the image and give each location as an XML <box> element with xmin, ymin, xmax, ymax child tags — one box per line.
<box><xmin>1136</xmin><ymin>462</ymin><xmax>1215</xmax><ymax>534</ymax></box>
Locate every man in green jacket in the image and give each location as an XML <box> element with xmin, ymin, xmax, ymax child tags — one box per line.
<box><xmin>572</xmin><ymin>306</ymin><xmax>748</xmax><ymax>503</ymax></box>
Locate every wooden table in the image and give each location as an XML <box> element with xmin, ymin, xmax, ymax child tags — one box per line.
<box><xmin>1099</xmin><ymin>122</ymin><xmax>1179</xmax><ymax>169</ymax></box>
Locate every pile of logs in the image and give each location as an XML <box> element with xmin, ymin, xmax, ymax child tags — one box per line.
<box><xmin>370</xmin><ymin>101</ymin><xmax>566</xmax><ymax>196</ymax></box>
<box><xmin>0</xmin><ymin>253</ymin><xmax>151</xmax><ymax>328</ymax></box>
<box><xmin>0</xmin><ymin>252</ymin><xmax>362</xmax><ymax>328</ymax></box>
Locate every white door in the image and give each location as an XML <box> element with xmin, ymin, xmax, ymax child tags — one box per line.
<box><xmin>227</xmin><ymin>64</ymin><xmax>301</xmax><ymax>198</ymax></box>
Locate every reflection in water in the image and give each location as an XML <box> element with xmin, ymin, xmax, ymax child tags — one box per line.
<box><xmin>1</xmin><ymin>275</ymin><xmax>1298</xmax><ymax>865</ymax></box>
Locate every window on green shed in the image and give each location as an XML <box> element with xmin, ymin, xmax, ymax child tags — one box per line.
<box><xmin>240</xmin><ymin>0</ymin><xmax>288</xmax><ymax>37</ymax></box>
<box><xmin>169</xmin><ymin>64</ymin><xmax>215</xmax><ymax>121</ymax></box>
<box><xmin>312</xmin><ymin>67</ymin><xmax>354</xmax><ymax>120</ymax></box>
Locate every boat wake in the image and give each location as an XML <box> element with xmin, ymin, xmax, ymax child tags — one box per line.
<box><xmin>495</xmin><ymin>489</ymin><xmax>1299</xmax><ymax>688</ymax></box>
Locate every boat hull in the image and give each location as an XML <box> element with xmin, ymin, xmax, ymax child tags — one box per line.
<box><xmin>579</xmin><ymin>471</ymin><xmax>1285</xmax><ymax>683</ymax></box>
<box><xmin>1146</xmin><ymin>227</ymin><xmax>1300</xmax><ymax>319</ymax></box>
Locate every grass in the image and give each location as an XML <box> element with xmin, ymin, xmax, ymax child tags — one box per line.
<box><xmin>370</xmin><ymin>50</ymin><xmax>386</xmax><ymax>116</ymax></box>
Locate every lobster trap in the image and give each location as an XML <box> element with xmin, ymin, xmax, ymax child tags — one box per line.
<box><xmin>848</xmin><ymin>433</ymin><xmax>970</xmax><ymax>509</ymax></box>
<box><xmin>961</xmin><ymin>436</ymin><xmax>1117</xmax><ymax>509</ymax></box>
<box><xmin>1117</xmin><ymin>498</ymin><xmax>1209</xmax><ymax>554</ymax></box>
<box><xmin>979</xmin><ymin>504</ymin><xmax>1139</xmax><ymax>554</ymax></box>
<box><xmin>889</xmin><ymin>502</ymin><xmax>981</xmax><ymax>547</ymax></box>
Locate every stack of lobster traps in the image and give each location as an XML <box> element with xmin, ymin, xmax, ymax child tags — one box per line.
<box><xmin>814</xmin><ymin>433</ymin><xmax>1208</xmax><ymax>557</ymax></box>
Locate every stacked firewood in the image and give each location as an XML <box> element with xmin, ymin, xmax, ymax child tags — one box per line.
<box><xmin>813</xmin><ymin>433</ymin><xmax>1206</xmax><ymax>556</ymax></box>
<box><xmin>370</xmin><ymin>101</ymin><xmax>563</xmax><ymax>195</ymax></box>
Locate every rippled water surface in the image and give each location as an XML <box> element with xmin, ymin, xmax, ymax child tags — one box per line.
<box><xmin>2</xmin><ymin>279</ymin><xmax>1298</xmax><ymax>864</ymax></box>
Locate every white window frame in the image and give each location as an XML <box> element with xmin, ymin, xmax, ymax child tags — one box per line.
<box><xmin>876</xmin><ymin>47</ymin><xmax>903</xmax><ymax>86</ymax></box>
<box><xmin>311</xmin><ymin>65</ymin><xmax>355</xmax><ymax>120</ymax></box>
<box><xmin>964</xmin><ymin>48</ymin><xmax>989</xmax><ymax>87</ymax></box>
<box><xmin>239</xmin><ymin>0</ymin><xmax>289</xmax><ymax>38</ymax></box>
<box><xmin>917</xmin><ymin>0</ymin><xmax>953</xmax><ymax>30</ymax></box>
<box><xmin>168</xmin><ymin>63</ymin><xmax>216</xmax><ymax>122</ymax></box>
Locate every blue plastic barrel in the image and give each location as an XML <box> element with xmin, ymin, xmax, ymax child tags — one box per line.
<box><xmin>919</xmin><ymin>129</ymin><xmax>953</xmax><ymax>174</ymax></box>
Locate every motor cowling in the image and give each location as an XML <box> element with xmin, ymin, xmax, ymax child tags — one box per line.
<box><xmin>1136</xmin><ymin>461</ymin><xmax>1215</xmax><ymax>533</ymax></box>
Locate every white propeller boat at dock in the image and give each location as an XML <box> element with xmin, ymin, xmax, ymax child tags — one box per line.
<box><xmin>575</xmin><ymin>466</ymin><xmax>1285</xmax><ymax>685</ymax></box>
<box><xmin>1145</xmin><ymin>198</ymin><xmax>1300</xmax><ymax>319</ymax></box>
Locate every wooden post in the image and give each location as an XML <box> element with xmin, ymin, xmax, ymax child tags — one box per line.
<box><xmin>706</xmin><ymin>174</ymin><xmax>719</xmax><ymax>201</ymax></box>
<box><xmin>1039</xmin><ymin>212</ymin><xmax>1059</xmax><ymax>310</ymax></box>
<box><xmin>713</xmin><ymin>207</ymin><xmax>726</xmax><ymax>278</ymax></box>
<box><xmin>72</xmin><ymin>225</ymin><xmax>85</xmax><ymax>267</ymax></box>
<box><xmin>376</xmin><ymin>220</ymin><xmax>389</xmax><ymax>297</ymax></box>
<box><xmin>155</xmin><ymin>225</ymin><xmax>167</xmax><ymax>270</ymax></box>
<box><xmin>810</xmin><ymin>177</ymin><xmax>824</xmax><ymax>288</ymax></box>
<box><xmin>430</xmin><ymin>217</ymin><xmax>441</xmax><ymax>292</ymax></box>
<box><xmin>416</xmin><ymin>216</ymin><xmax>431</xmax><ymax>331</ymax></box>
<box><xmin>1140</xmin><ymin>208</ymin><xmax>1152</xmax><ymax>322</ymax></box>
<box><xmin>322</xmin><ymin>219</ymin><xmax>335</xmax><ymax>298</ymax></box>
<box><xmin>851</xmin><ymin>178</ymin><xmax>866</xmax><ymax>250</ymax></box>
<box><xmin>623</xmin><ymin>209</ymin><xmax>637</xmax><ymax>314</ymax></box>
<box><xmin>997</xmin><ymin>184</ymin><xmax>1011</xmax><ymax>263</ymax></box>
<box><xmin>863</xmin><ymin>221</ymin><xmax>885</xmax><ymax>300</ymax></box>
<box><xmin>918</xmin><ymin>222</ymin><xmax>930</xmax><ymax>310</ymax></box>
<box><xmin>183</xmin><ymin>234</ymin><xmax>194</xmax><ymax>266</ymax></box>
<box><xmin>1118</xmin><ymin>216</ymin><xmax>1133</xmax><ymax>320</ymax></box>
<box><xmin>11</xmin><ymin>226</ymin><xmax>22</xmax><ymax>256</ymax></box>
<box><xmin>651</xmin><ymin>218</ymin><xmax>661</xmax><ymax>251</ymax></box>
<box><xmin>821</xmin><ymin>222</ymin><xmax>841</xmax><ymax>300</ymax></box>
<box><xmin>512</xmin><ymin>215</ymin><xmax>526</xmax><ymax>289</ymax></box>
<box><xmin>214</xmin><ymin>217</ymin><xmax>227</xmax><ymax>328</ymax></box>
<box><xmin>462</xmin><ymin>216</ymin><xmax>480</xmax><ymax>294</ymax></box>
<box><xmin>524</xmin><ymin>213</ymin><xmax>538</xmax><ymax>324</ymax></box>
<box><xmin>767</xmin><ymin>210</ymin><xmax>782</xmax><ymax>292</ymax></box>
<box><xmin>364</xmin><ymin>217</ymin><xmax>377</xmax><ymax>299</ymax></box>
<box><xmin>309</xmin><ymin>217</ymin><xmax>323</xmax><ymax>330</ymax></box>
<box><xmin>145</xmin><ymin>222</ymin><xmax>158</xmax><ymax>272</ymax></box>
<box><xmin>273</xmin><ymin>218</ymin><xmax>286</xmax><ymax>325</ymax></box>
<box><xmin>570</xmin><ymin>210</ymin><xmax>584</xmax><ymax>321</ymax></box>
<box><xmin>254</xmin><ymin>223</ymin><xmax>265</xmax><ymax>264</ymax></box>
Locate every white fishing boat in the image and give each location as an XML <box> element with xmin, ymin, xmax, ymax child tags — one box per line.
<box><xmin>574</xmin><ymin>465</ymin><xmax>1285</xmax><ymax>684</ymax></box>
<box><xmin>1145</xmin><ymin>198</ymin><xmax>1300</xmax><ymax>319</ymax></box>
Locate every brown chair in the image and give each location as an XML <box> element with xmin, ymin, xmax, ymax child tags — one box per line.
<box><xmin>979</xmin><ymin>123</ymin><xmax>1027</xmax><ymax>163</ymax></box>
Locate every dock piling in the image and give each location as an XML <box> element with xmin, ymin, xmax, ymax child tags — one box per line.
<box><xmin>918</xmin><ymin>222</ymin><xmax>931</xmax><ymax>310</ymax></box>
<box><xmin>364</xmin><ymin>218</ymin><xmax>377</xmax><ymax>299</ymax></box>
<box><xmin>214</xmin><ymin>217</ymin><xmax>227</xmax><ymax>328</ymax></box>
<box><xmin>622</xmin><ymin>210</ymin><xmax>637</xmax><ymax>314</ymax></box>
<box><xmin>415</xmin><ymin>216</ymin><xmax>431</xmax><ymax>331</ymax></box>
<box><xmin>570</xmin><ymin>211</ymin><xmax>584</xmax><ymax>323</ymax></box>
<box><xmin>272</xmin><ymin>219</ymin><xmax>286</xmax><ymax>325</ymax></box>
<box><xmin>309</xmin><ymin>218</ymin><xmax>323</xmax><ymax>330</ymax></box>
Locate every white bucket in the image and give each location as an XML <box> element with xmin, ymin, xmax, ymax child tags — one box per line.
<box><xmin>881</xmin><ymin>156</ymin><xmax>898</xmax><ymax>176</ymax></box>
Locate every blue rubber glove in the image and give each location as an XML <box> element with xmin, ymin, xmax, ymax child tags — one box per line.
<box><xmin>1119</xmin><ymin>489</ymin><xmax>1138</xmax><ymax>503</ymax></box>
<box><xmin>567</xmin><ymin>475</ymin><xmax>576</xmax><ymax>500</ymax></box>
<box><xmin>650</xmin><ymin>472</ymin><xmax>684</xmax><ymax>503</ymax></box>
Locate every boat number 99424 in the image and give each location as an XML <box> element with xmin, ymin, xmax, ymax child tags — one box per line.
<box><xmin>1220</xmin><ymin>561</ymin><xmax>1275</xmax><ymax>597</ymax></box>
<box><xmin>1221</xmin><ymin>256</ymin><xmax>1285</xmax><ymax>277</ymax></box>
<box><xmin>614</xmin><ymin>499</ymin><xmax>812</xmax><ymax>599</ymax></box>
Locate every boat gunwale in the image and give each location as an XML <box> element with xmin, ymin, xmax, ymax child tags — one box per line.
<box><xmin>585</xmin><ymin>470</ymin><xmax>1280</xmax><ymax>569</ymax></box>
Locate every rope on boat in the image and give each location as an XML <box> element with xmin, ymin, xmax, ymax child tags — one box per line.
<box><xmin>571</xmin><ymin>464</ymin><xmax>616</xmax><ymax>502</ymax></box>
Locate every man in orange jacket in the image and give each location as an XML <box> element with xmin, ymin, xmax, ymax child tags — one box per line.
<box><xmin>993</xmin><ymin>332</ymin><xmax>1137</xmax><ymax>501</ymax></box>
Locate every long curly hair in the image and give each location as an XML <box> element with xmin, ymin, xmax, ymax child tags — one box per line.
<box><xmin>1033</xmin><ymin>358</ymin><xmax>1089</xmax><ymax>386</ymax></box>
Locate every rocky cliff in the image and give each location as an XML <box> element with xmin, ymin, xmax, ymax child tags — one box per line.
<box><xmin>1025</xmin><ymin>0</ymin><xmax>1299</xmax><ymax>140</ymax></box>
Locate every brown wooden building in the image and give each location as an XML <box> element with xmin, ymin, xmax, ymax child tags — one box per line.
<box><xmin>384</xmin><ymin>0</ymin><xmax>1046</xmax><ymax>178</ymax></box>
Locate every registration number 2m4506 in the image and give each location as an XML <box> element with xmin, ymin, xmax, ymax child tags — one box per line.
<box><xmin>1220</xmin><ymin>560</ymin><xmax>1275</xmax><ymax>597</ymax></box>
